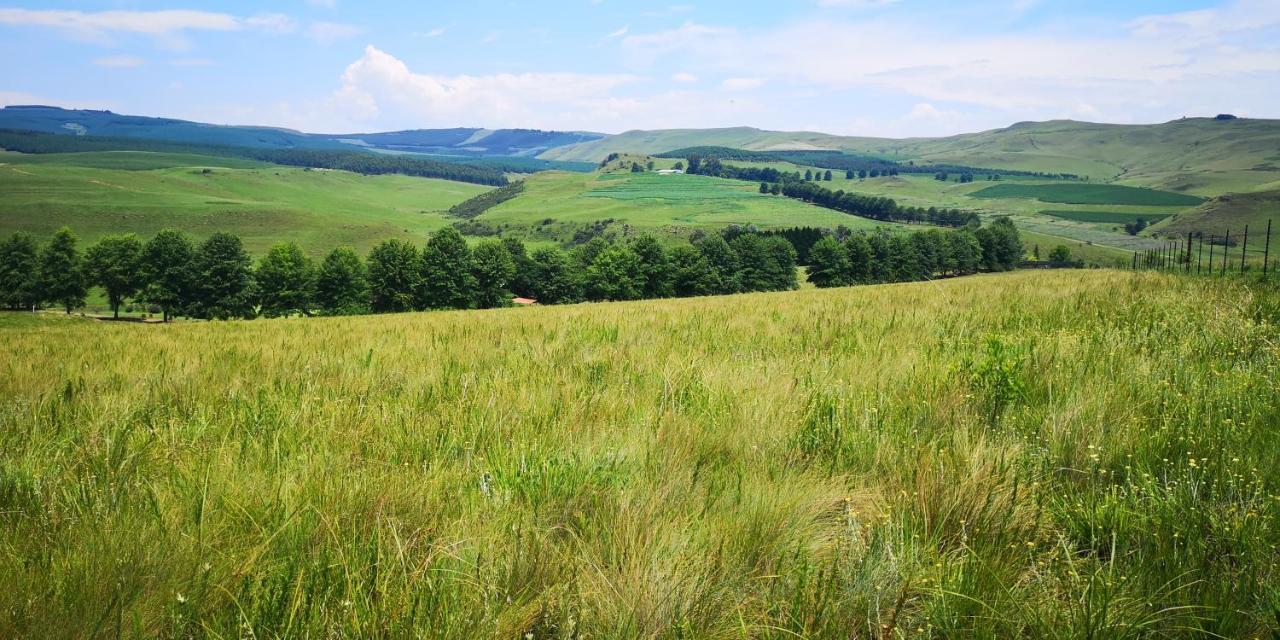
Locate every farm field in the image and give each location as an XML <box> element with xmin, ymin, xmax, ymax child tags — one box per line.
<box><xmin>2</xmin><ymin>270</ymin><xmax>1279</xmax><ymax>637</ymax></box>
<box><xmin>478</xmin><ymin>170</ymin><xmax>907</xmax><ymax>234</ymax></box>
<box><xmin>0</xmin><ymin>151</ymin><xmax>489</xmax><ymax>255</ymax></box>
<box><xmin>970</xmin><ymin>183</ymin><xmax>1206</xmax><ymax>207</ymax></box>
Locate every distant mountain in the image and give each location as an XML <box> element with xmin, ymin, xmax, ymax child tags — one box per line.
<box><xmin>0</xmin><ymin>106</ymin><xmax>604</xmax><ymax>158</ymax></box>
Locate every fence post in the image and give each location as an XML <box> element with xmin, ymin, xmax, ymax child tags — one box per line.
<box><xmin>1241</xmin><ymin>225</ymin><xmax>1249</xmax><ymax>272</ymax></box>
<box><xmin>1197</xmin><ymin>233</ymin><xmax>1204</xmax><ymax>275</ymax></box>
<box><xmin>1222</xmin><ymin>229</ymin><xmax>1230</xmax><ymax>275</ymax></box>
<box><xmin>1265</xmin><ymin>219</ymin><xmax>1272</xmax><ymax>275</ymax></box>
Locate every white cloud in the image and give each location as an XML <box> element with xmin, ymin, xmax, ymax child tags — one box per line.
<box><xmin>306</xmin><ymin>0</ymin><xmax>338</xmax><ymax>9</ymax></box>
<box><xmin>720</xmin><ymin>77</ymin><xmax>764</xmax><ymax>91</ymax></box>
<box><xmin>414</xmin><ymin>27</ymin><xmax>446</xmax><ymax>38</ymax></box>
<box><xmin>607</xmin><ymin>25</ymin><xmax>629</xmax><ymax>38</ymax></box>
<box><xmin>93</xmin><ymin>55</ymin><xmax>146</xmax><ymax>67</ymax></box>
<box><xmin>0</xmin><ymin>8</ymin><xmax>294</xmax><ymax>36</ymax></box>
<box><xmin>671</xmin><ymin>72</ymin><xmax>698</xmax><ymax>83</ymax></box>
<box><xmin>307</xmin><ymin>21</ymin><xmax>363</xmax><ymax>44</ymax></box>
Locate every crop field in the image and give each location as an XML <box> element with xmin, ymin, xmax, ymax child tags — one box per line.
<box><xmin>480</xmin><ymin>170</ymin><xmax>903</xmax><ymax>232</ymax></box>
<box><xmin>1041</xmin><ymin>210</ymin><xmax>1175</xmax><ymax>224</ymax></box>
<box><xmin>971</xmin><ymin>183</ymin><xmax>1207</xmax><ymax>207</ymax></box>
<box><xmin>2</xmin><ymin>270</ymin><xmax>1279</xmax><ymax>637</ymax></box>
<box><xmin>0</xmin><ymin>151</ymin><xmax>489</xmax><ymax>254</ymax></box>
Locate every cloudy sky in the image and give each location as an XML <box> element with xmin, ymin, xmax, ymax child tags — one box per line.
<box><xmin>1</xmin><ymin>0</ymin><xmax>1277</xmax><ymax>136</ymax></box>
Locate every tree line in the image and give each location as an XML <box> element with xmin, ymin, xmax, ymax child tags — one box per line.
<box><xmin>0</xmin><ymin>227</ymin><xmax>801</xmax><ymax>320</ymax></box>
<box><xmin>0</xmin><ymin>129</ymin><xmax>508</xmax><ymax>186</ymax></box>
<box><xmin>654</xmin><ymin>146</ymin><xmax>1080</xmax><ymax>180</ymax></box>
<box><xmin>806</xmin><ymin>217</ymin><xmax>1024</xmax><ymax>287</ymax></box>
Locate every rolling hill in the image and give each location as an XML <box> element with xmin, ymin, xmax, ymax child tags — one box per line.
<box><xmin>540</xmin><ymin>118</ymin><xmax>1280</xmax><ymax>197</ymax></box>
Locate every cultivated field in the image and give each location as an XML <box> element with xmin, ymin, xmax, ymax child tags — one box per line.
<box><xmin>2</xmin><ymin>270</ymin><xmax>1278</xmax><ymax>637</ymax></box>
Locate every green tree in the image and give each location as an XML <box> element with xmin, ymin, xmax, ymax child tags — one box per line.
<box><xmin>1049</xmin><ymin>245</ymin><xmax>1072</xmax><ymax>262</ymax></box>
<box><xmin>806</xmin><ymin>236</ymin><xmax>851</xmax><ymax>288</ymax></box>
<box><xmin>315</xmin><ymin>247</ymin><xmax>370</xmax><ymax>316</ymax></box>
<box><xmin>418</xmin><ymin>227</ymin><xmax>477</xmax><ymax>310</ymax></box>
<box><xmin>471</xmin><ymin>239</ymin><xmax>516</xmax><ymax>308</ymax></box>
<box><xmin>255</xmin><ymin>242</ymin><xmax>315</xmax><ymax>317</ymax></box>
<box><xmin>763</xmin><ymin>236</ymin><xmax>800</xmax><ymax>290</ymax></box>
<box><xmin>844</xmin><ymin>234</ymin><xmax>873</xmax><ymax>283</ymax></box>
<box><xmin>583</xmin><ymin>244</ymin><xmax>643</xmax><ymax>301</ymax></box>
<box><xmin>759</xmin><ymin>182</ymin><xmax>770</xmax><ymax>194</ymax></box>
<box><xmin>947</xmin><ymin>229</ymin><xmax>983</xmax><ymax>275</ymax></box>
<box><xmin>85</xmin><ymin>234</ymin><xmax>144</xmax><ymax>319</ymax></box>
<box><xmin>528</xmin><ymin>247</ymin><xmax>582</xmax><ymax>304</ymax></box>
<box><xmin>367</xmin><ymin>239</ymin><xmax>421</xmax><ymax>313</ymax></box>
<box><xmin>976</xmin><ymin>217</ymin><xmax>1024</xmax><ymax>271</ymax></box>
<box><xmin>503</xmin><ymin>236</ymin><xmax>535</xmax><ymax>298</ymax></box>
<box><xmin>189</xmin><ymin>232</ymin><xmax>255</xmax><ymax>320</ymax></box>
<box><xmin>846</xmin><ymin>169</ymin><xmax>855</xmax><ymax>179</ymax></box>
<box><xmin>38</xmin><ymin>227</ymin><xmax>87</xmax><ymax>314</ymax></box>
<box><xmin>140</xmin><ymin>229</ymin><xmax>194</xmax><ymax>322</ymax></box>
<box><xmin>696</xmin><ymin>235</ymin><xmax>741</xmax><ymax>294</ymax></box>
<box><xmin>824</xmin><ymin>170</ymin><xmax>833</xmax><ymax>181</ymax></box>
<box><xmin>804</xmin><ymin>169</ymin><xmax>814</xmax><ymax>181</ymax></box>
<box><xmin>0</xmin><ymin>232</ymin><xmax>40</xmax><ymax>311</ymax></box>
<box><xmin>630</xmin><ymin>235</ymin><xmax>673</xmax><ymax>299</ymax></box>
<box><xmin>668</xmin><ymin>244</ymin><xmax>715</xmax><ymax>297</ymax></box>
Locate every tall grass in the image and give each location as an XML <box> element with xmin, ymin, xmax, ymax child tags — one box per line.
<box><xmin>1</xmin><ymin>270</ymin><xmax>1278</xmax><ymax>638</ymax></box>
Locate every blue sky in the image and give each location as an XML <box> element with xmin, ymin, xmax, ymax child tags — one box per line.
<box><xmin>1</xmin><ymin>0</ymin><xmax>1277</xmax><ymax>136</ymax></box>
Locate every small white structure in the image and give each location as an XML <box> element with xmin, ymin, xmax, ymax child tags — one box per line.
<box><xmin>656</xmin><ymin>169</ymin><xmax>685</xmax><ymax>175</ymax></box>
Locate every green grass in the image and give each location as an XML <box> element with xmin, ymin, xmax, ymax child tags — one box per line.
<box><xmin>972</xmin><ymin>183</ymin><xmax>1206</xmax><ymax>206</ymax></box>
<box><xmin>1041</xmin><ymin>210</ymin><xmax>1174</xmax><ymax>224</ymax></box>
<box><xmin>0</xmin><ymin>151</ymin><xmax>490</xmax><ymax>254</ymax></box>
<box><xmin>3</xmin><ymin>270</ymin><xmax>1280</xmax><ymax>637</ymax></box>
<box><xmin>480</xmin><ymin>170</ymin><xmax>907</xmax><ymax>233</ymax></box>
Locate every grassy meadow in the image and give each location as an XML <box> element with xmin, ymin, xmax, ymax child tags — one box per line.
<box><xmin>2</xmin><ymin>270</ymin><xmax>1279</xmax><ymax>637</ymax></box>
<box><xmin>0</xmin><ymin>151</ymin><xmax>490</xmax><ymax>255</ymax></box>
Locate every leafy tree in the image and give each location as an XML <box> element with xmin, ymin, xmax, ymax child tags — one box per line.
<box><xmin>315</xmin><ymin>247</ymin><xmax>370</xmax><ymax>316</ymax></box>
<box><xmin>418</xmin><ymin>227</ymin><xmax>476</xmax><ymax>310</ymax></box>
<box><xmin>630</xmin><ymin>235</ymin><xmax>673</xmax><ymax>299</ymax></box>
<box><xmin>669</xmin><ymin>244</ymin><xmax>715</xmax><ymax>297</ymax></box>
<box><xmin>763</xmin><ymin>236</ymin><xmax>800</xmax><ymax>290</ymax></box>
<box><xmin>85</xmin><ymin>234</ymin><xmax>144</xmax><ymax>319</ymax></box>
<box><xmin>38</xmin><ymin>227</ymin><xmax>86</xmax><ymax>314</ymax></box>
<box><xmin>824</xmin><ymin>170</ymin><xmax>833</xmax><ymax>181</ymax></box>
<box><xmin>770</xmin><ymin>183</ymin><xmax>781</xmax><ymax>195</ymax></box>
<box><xmin>367</xmin><ymin>239</ymin><xmax>421</xmax><ymax>313</ymax></box>
<box><xmin>732</xmin><ymin>234</ymin><xmax>797</xmax><ymax>292</ymax></box>
<box><xmin>844</xmin><ymin>234</ymin><xmax>873</xmax><ymax>283</ymax></box>
<box><xmin>503</xmin><ymin>236</ymin><xmax>535</xmax><ymax>298</ymax></box>
<box><xmin>804</xmin><ymin>169</ymin><xmax>814</xmax><ymax>181</ymax></box>
<box><xmin>189</xmin><ymin>232</ymin><xmax>255</xmax><ymax>319</ymax></box>
<box><xmin>672</xmin><ymin>161</ymin><xmax>684</xmax><ymax>171</ymax></box>
<box><xmin>859</xmin><ymin>169</ymin><xmax>868</xmax><ymax>179</ymax></box>
<box><xmin>806</xmin><ymin>236</ymin><xmax>851</xmax><ymax>288</ymax></box>
<box><xmin>759</xmin><ymin>182</ymin><xmax>770</xmax><ymax>194</ymax></box>
<box><xmin>255</xmin><ymin>242</ymin><xmax>316</xmax><ymax>317</ymax></box>
<box><xmin>140</xmin><ymin>229</ymin><xmax>194</xmax><ymax>321</ymax></box>
<box><xmin>696</xmin><ymin>235</ymin><xmax>741</xmax><ymax>294</ymax></box>
<box><xmin>572</xmin><ymin>237</ymin><xmax>610</xmax><ymax>270</ymax></box>
<box><xmin>1049</xmin><ymin>245</ymin><xmax>1072</xmax><ymax>262</ymax></box>
<box><xmin>947</xmin><ymin>229</ymin><xmax>983</xmax><ymax>275</ymax></box>
<box><xmin>528</xmin><ymin>247</ymin><xmax>582</xmax><ymax>304</ymax></box>
<box><xmin>0</xmin><ymin>232</ymin><xmax>40</xmax><ymax>311</ymax></box>
<box><xmin>470</xmin><ymin>239</ymin><xmax>516</xmax><ymax>308</ymax></box>
<box><xmin>846</xmin><ymin>169</ymin><xmax>855</xmax><ymax>179</ymax></box>
<box><xmin>583</xmin><ymin>245</ymin><xmax>643</xmax><ymax>301</ymax></box>
<box><xmin>979</xmin><ymin>217</ymin><xmax>1024</xmax><ymax>271</ymax></box>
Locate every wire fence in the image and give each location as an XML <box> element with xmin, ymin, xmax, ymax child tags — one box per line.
<box><xmin>1132</xmin><ymin>219</ymin><xmax>1274</xmax><ymax>277</ymax></box>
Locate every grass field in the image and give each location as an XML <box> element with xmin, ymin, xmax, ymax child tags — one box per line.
<box><xmin>0</xmin><ymin>151</ymin><xmax>489</xmax><ymax>255</ymax></box>
<box><xmin>971</xmin><ymin>183</ymin><xmax>1206</xmax><ymax>207</ymax></box>
<box><xmin>2</xmin><ymin>270</ymin><xmax>1279</xmax><ymax>637</ymax></box>
<box><xmin>479</xmin><ymin>170</ymin><xmax>906</xmax><ymax>233</ymax></box>
<box><xmin>1041</xmin><ymin>210</ymin><xmax>1174</xmax><ymax>224</ymax></box>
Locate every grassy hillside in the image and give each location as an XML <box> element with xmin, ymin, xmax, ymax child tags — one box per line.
<box><xmin>1157</xmin><ymin>190</ymin><xmax>1280</xmax><ymax>247</ymax></box>
<box><xmin>3</xmin><ymin>270</ymin><xmax>1279</xmax><ymax>637</ymax></box>
<box><xmin>476</xmin><ymin>170</ymin><xmax>906</xmax><ymax>236</ymax></box>
<box><xmin>0</xmin><ymin>151</ymin><xmax>488</xmax><ymax>254</ymax></box>
<box><xmin>542</xmin><ymin>118</ymin><xmax>1280</xmax><ymax>197</ymax></box>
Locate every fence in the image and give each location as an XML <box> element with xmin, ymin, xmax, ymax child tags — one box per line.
<box><xmin>1131</xmin><ymin>219</ymin><xmax>1274</xmax><ymax>277</ymax></box>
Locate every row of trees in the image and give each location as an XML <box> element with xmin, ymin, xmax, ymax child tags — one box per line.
<box><xmin>806</xmin><ymin>217</ymin><xmax>1025</xmax><ymax>287</ymax></box>
<box><xmin>0</xmin><ymin>227</ymin><xmax>801</xmax><ymax>319</ymax></box>
<box><xmin>775</xmin><ymin>180</ymin><xmax>981</xmax><ymax>227</ymax></box>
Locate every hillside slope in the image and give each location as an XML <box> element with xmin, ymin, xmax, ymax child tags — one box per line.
<box><xmin>541</xmin><ymin>118</ymin><xmax>1280</xmax><ymax>196</ymax></box>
